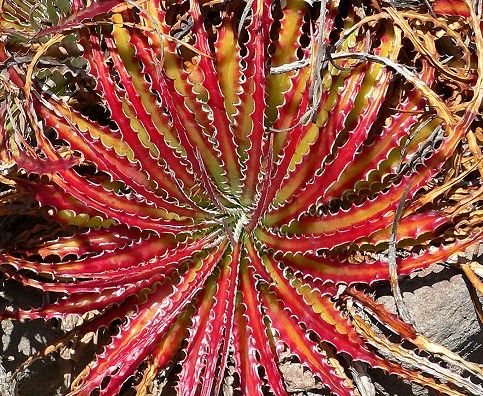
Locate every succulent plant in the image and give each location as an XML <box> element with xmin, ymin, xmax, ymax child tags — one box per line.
<box><xmin>1</xmin><ymin>0</ymin><xmax>483</xmax><ymax>395</ymax></box>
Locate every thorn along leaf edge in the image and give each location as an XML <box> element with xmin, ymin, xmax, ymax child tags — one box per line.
<box><xmin>0</xmin><ymin>0</ymin><xmax>483</xmax><ymax>395</ymax></box>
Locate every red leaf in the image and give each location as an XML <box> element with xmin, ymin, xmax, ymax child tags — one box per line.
<box><xmin>36</xmin><ymin>0</ymin><xmax>125</xmax><ymax>37</ymax></box>
<box><xmin>433</xmin><ymin>0</ymin><xmax>470</xmax><ymax>16</ymax></box>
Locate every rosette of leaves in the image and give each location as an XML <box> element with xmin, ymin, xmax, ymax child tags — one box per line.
<box><xmin>1</xmin><ymin>0</ymin><xmax>483</xmax><ymax>395</ymax></box>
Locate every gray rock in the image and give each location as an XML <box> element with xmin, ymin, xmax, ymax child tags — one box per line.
<box><xmin>0</xmin><ymin>279</ymin><xmax>68</xmax><ymax>396</ymax></box>
<box><xmin>372</xmin><ymin>264</ymin><xmax>483</xmax><ymax>396</ymax></box>
<box><xmin>279</xmin><ymin>361</ymin><xmax>321</xmax><ymax>392</ymax></box>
